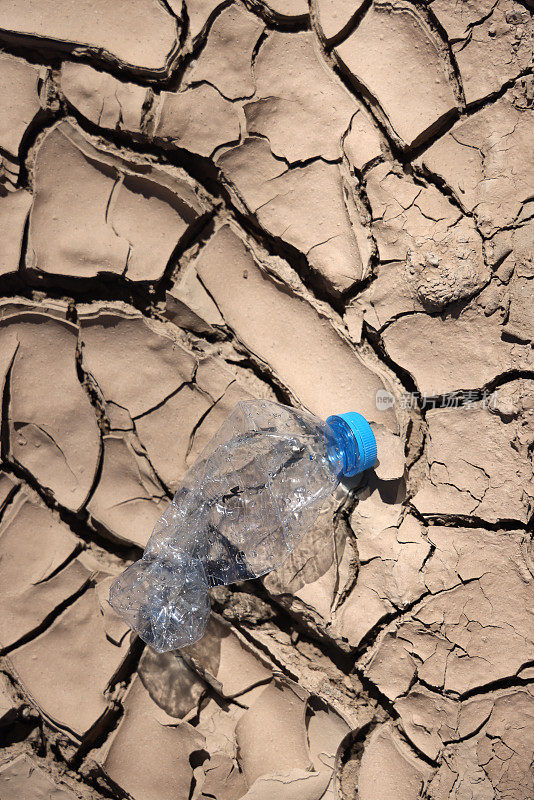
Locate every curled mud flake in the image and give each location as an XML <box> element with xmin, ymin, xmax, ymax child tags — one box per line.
<box><xmin>335</xmin><ymin>0</ymin><xmax>458</xmax><ymax>148</ymax></box>
<box><xmin>182</xmin><ymin>615</ymin><xmax>272</xmax><ymax>698</ymax></box>
<box><xmin>420</xmin><ymin>88</ymin><xmax>533</xmax><ymax>237</ymax></box>
<box><xmin>235</xmin><ymin>678</ymin><xmax>349</xmax><ymax>792</ymax></box>
<box><xmin>154</xmin><ymin>84</ymin><xmax>242</xmax><ymax>158</ymax></box>
<box><xmin>195</xmin><ymin>692</ymin><xmax>250</xmax><ymax>760</ymax></box>
<box><xmin>413</xmin><ymin>404</ymin><xmax>534</xmax><ymax>523</ymax></box>
<box><xmin>111</xmin><ymin>171</ymin><xmax>205</xmax><ymax>282</ymax></box>
<box><xmin>0</xmin><ymin>189</ymin><xmax>32</xmax><ymax>278</ymax></box>
<box><xmin>342</xmin><ymin>107</ymin><xmax>384</xmax><ymax>173</ymax></box>
<box><xmin>185</xmin><ymin>0</ymin><xmax>230</xmax><ymax>41</ymax></box>
<box><xmin>431</xmin><ymin>0</ymin><xmax>533</xmax><ymax>104</ymax></box>
<box><xmin>60</xmin><ymin>62</ymin><xmax>149</xmax><ymax>133</ymax></box>
<box><xmin>165</xmin><ymin>265</ymin><xmax>225</xmax><ymax>335</ymax></box>
<box><xmin>354</xmin><ymin>261</ymin><xmax>426</xmax><ymax>331</ymax></box>
<box><xmin>236</xmin><ymin>681</ymin><xmax>312</xmax><ymax>783</ymax></box>
<box><xmin>363</xmin><ymin>630</ymin><xmax>420</xmax><ymax>701</ymax></box>
<box><xmin>27</xmin><ymin>123</ymin><xmax>128</xmax><ymax>280</ymax></box>
<box><xmin>185</xmin><ymin>4</ymin><xmax>264</xmax><ymax>100</ymax></box>
<box><xmin>332</xmin><ymin>511</ymin><xmax>431</xmax><ymax>650</ymax></box>
<box><xmin>95</xmin><ymin>675</ymin><xmax>205</xmax><ymax>800</ymax></box>
<box><xmin>0</xmin><ymin>53</ymin><xmax>42</xmax><ymax>173</ymax></box>
<box><xmin>28</xmin><ymin>122</ymin><xmax>206</xmax><ymax>282</ymax></box>
<box><xmin>136</xmin><ymin>373</ymin><xmax>252</xmax><ymax>494</ymax></box>
<box><xmin>8</xmin><ymin>577</ymin><xmax>131</xmax><ymax>739</ymax></box>
<box><xmin>0</xmin><ymin>494</ymin><xmax>89</xmax><ymax>651</ymax></box>
<box><xmin>254</xmin><ymin>0</ymin><xmax>309</xmax><ymax>21</ymax></box>
<box><xmin>192</xmin><ymin>226</ymin><xmax>397</xmax><ymax>426</ymax></box>
<box><xmin>357</xmin><ymin>722</ymin><xmax>435</xmax><ymax>800</ymax></box>
<box><xmin>0</xmin><ymin>754</ymin><xmax>79</xmax><ymax>800</ymax></box>
<box><xmin>426</xmin><ymin>688</ymin><xmax>534</xmax><ymax>800</ymax></box>
<box><xmin>87</xmin><ymin>433</ymin><xmax>168</xmax><ymax>549</ymax></box>
<box><xmin>313</xmin><ymin>0</ymin><xmax>368</xmax><ymax>43</ymax></box>
<box><xmin>245</xmin><ymin>31</ymin><xmax>360</xmax><ymax>162</ymax></box>
<box><xmin>381</xmin><ymin>305</ymin><xmax>533</xmax><ymax>396</ymax></box>
<box><xmin>394</xmin><ymin>687</ymin><xmax>459</xmax><ymax>762</ymax></box>
<box><xmin>78</xmin><ymin>307</ymin><xmax>196</xmax><ymax>418</ymax></box>
<box><xmin>0</xmin><ymin>0</ymin><xmax>180</xmax><ymax>75</ymax></box>
<box><xmin>2</xmin><ymin>312</ymin><xmax>101</xmax><ymax>512</ymax></box>
<box><xmin>200</xmin><ymin>753</ymin><xmax>248</xmax><ymax>800</ymax></box>
<box><xmin>218</xmin><ymin>139</ymin><xmax>367</xmax><ymax>294</ymax></box>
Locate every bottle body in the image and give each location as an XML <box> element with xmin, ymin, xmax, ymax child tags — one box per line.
<box><xmin>109</xmin><ymin>400</ymin><xmax>372</xmax><ymax>652</ymax></box>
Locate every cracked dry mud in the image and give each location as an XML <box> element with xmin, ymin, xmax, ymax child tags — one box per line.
<box><xmin>0</xmin><ymin>1</ymin><xmax>532</xmax><ymax>798</ymax></box>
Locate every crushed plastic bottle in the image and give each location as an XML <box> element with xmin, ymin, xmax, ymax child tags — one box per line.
<box><xmin>109</xmin><ymin>400</ymin><xmax>377</xmax><ymax>652</ymax></box>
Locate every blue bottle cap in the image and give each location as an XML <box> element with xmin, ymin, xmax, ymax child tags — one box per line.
<box><xmin>326</xmin><ymin>412</ymin><xmax>377</xmax><ymax>477</ymax></box>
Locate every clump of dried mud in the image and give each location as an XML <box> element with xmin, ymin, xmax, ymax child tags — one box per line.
<box><xmin>0</xmin><ymin>2</ymin><xmax>533</xmax><ymax>799</ymax></box>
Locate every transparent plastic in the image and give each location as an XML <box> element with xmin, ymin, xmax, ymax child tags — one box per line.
<box><xmin>109</xmin><ymin>400</ymin><xmax>365</xmax><ymax>652</ymax></box>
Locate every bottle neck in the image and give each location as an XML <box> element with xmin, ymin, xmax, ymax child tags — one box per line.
<box><xmin>325</xmin><ymin>417</ymin><xmax>365</xmax><ymax>478</ymax></box>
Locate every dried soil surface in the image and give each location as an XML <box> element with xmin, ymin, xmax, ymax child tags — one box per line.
<box><xmin>0</xmin><ymin>2</ymin><xmax>533</xmax><ymax>799</ymax></box>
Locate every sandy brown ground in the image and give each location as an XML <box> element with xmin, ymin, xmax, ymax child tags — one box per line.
<box><xmin>0</xmin><ymin>1</ymin><xmax>533</xmax><ymax>799</ymax></box>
